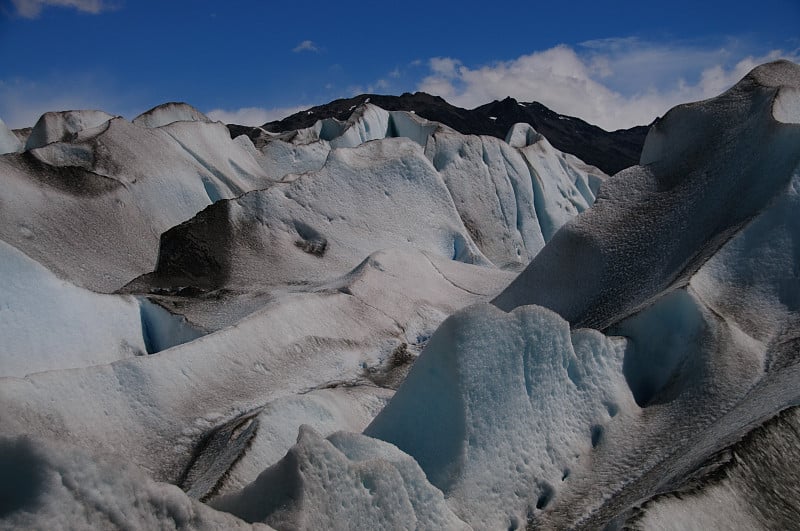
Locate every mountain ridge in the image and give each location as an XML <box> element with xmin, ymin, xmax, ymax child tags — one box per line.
<box><xmin>227</xmin><ymin>92</ymin><xmax>650</xmax><ymax>175</ymax></box>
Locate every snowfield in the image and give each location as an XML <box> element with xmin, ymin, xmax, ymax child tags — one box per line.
<box><xmin>1</xmin><ymin>60</ymin><xmax>799</xmax><ymax>530</ymax></box>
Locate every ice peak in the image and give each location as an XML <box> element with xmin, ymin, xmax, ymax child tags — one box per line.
<box><xmin>25</xmin><ymin>109</ymin><xmax>116</xmax><ymax>150</ymax></box>
<box><xmin>133</xmin><ymin>102</ymin><xmax>211</xmax><ymax>128</ymax></box>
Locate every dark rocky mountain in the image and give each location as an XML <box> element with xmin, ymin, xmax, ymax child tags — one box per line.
<box><xmin>227</xmin><ymin>92</ymin><xmax>650</xmax><ymax>175</ymax></box>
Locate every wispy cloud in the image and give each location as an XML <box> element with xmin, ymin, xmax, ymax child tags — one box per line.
<box><xmin>206</xmin><ymin>105</ymin><xmax>306</xmax><ymax>126</ymax></box>
<box><xmin>417</xmin><ymin>39</ymin><xmax>800</xmax><ymax>130</ymax></box>
<box><xmin>292</xmin><ymin>40</ymin><xmax>319</xmax><ymax>53</ymax></box>
<box><xmin>0</xmin><ymin>75</ymin><xmax>133</xmax><ymax>128</ymax></box>
<box><xmin>11</xmin><ymin>0</ymin><xmax>116</xmax><ymax>18</ymax></box>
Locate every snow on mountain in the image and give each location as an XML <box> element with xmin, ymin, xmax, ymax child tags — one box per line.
<box><xmin>1</xmin><ymin>60</ymin><xmax>799</xmax><ymax>530</ymax></box>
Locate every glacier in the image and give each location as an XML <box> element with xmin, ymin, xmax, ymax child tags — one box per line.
<box><xmin>0</xmin><ymin>60</ymin><xmax>799</xmax><ymax>530</ymax></box>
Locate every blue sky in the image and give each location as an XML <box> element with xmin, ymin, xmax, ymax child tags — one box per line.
<box><xmin>0</xmin><ymin>0</ymin><xmax>798</xmax><ymax>130</ymax></box>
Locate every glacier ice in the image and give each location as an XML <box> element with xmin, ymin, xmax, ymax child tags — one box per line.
<box><xmin>0</xmin><ymin>436</ymin><xmax>266</xmax><ymax>530</ymax></box>
<box><xmin>0</xmin><ymin>118</ymin><xmax>22</xmax><ymax>154</ymax></box>
<box><xmin>24</xmin><ymin>109</ymin><xmax>116</xmax><ymax>150</ymax></box>
<box><xmin>0</xmin><ymin>239</ymin><xmax>201</xmax><ymax>377</ymax></box>
<box><xmin>366</xmin><ymin>303</ymin><xmax>636</xmax><ymax>528</ymax></box>
<box><xmin>1</xmin><ymin>60</ymin><xmax>800</xmax><ymax>530</ymax></box>
<box><xmin>493</xmin><ymin>60</ymin><xmax>800</xmax><ymax>331</ymax></box>
<box><xmin>0</xmin><ymin>115</ymin><xmax>276</xmax><ymax>291</ymax></box>
<box><xmin>211</xmin><ymin>427</ymin><xmax>469</xmax><ymax>530</ymax></box>
<box><xmin>132</xmin><ymin>102</ymin><xmax>212</xmax><ymax>129</ymax></box>
<box><xmin>0</xmin><ymin>248</ymin><xmax>513</xmax><ymax>492</ymax></box>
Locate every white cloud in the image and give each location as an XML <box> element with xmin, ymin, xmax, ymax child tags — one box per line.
<box><xmin>417</xmin><ymin>41</ymin><xmax>800</xmax><ymax>130</ymax></box>
<box><xmin>0</xmin><ymin>76</ymin><xmax>132</xmax><ymax>128</ymax></box>
<box><xmin>206</xmin><ymin>105</ymin><xmax>306</xmax><ymax>126</ymax></box>
<box><xmin>292</xmin><ymin>40</ymin><xmax>319</xmax><ymax>53</ymax></box>
<box><xmin>12</xmin><ymin>0</ymin><xmax>115</xmax><ymax>18</ymax></box>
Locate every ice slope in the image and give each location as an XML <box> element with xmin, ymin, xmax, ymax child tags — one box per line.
<box><xmin>0</xmin><ymin>239</ymin><xmax>201</xmax><ymax>377</ymax></box>
<box><xmin>0</xmin><ymin>118</ymin><xmax>21</xmax><ymax>154</ymax></box>
<box><xmin>510</xmin><ymin>60</ymin><xmax>800</xmax><ymax>527</ymax></box>
<box><xmin>627</xmin><ymin>405</ymin><xmax>800</xmax><ymax>530</ymax></box>
<box><xmin>0</xmin><ymin>107</ymin><xmax>275</xmax><ymax>292</ymax></box>
<box><xmin>0</xmin><ymin>436</ymin><xmax>269</xmax><ymax>530</ymax></box>
<box><xmin>307</xmin><ymin>104</ymin><xmax>606</xmax><ymax>266</ymax></box>
<box><xmin>366</xmin><ymin>303</ymin><xmax>636</xmax><ymax>528</ymax></box>
<box><xmin>0</xmin><ymin>249</ymin><xmax>514</xmax><ymax>489</ymax></box>
<box><xmin>140</xmin><ymin>137</ymin><xmax>492</xmax><ymax>292</ymax></box>
<box><xmin>139</xmin><ymin>103</ymin><xmax>605</xmax><ymax>295</ymax></box>
<box><xmin>493</xmin><ymin>60</ymin><xmax>800</xmax><ymax>330</ymax></box>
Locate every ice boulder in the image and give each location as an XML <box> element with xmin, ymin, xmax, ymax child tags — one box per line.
<box><xmin>0</xmin><ymin>117</ymin><xmax>22</xmax><ymax>154</ymax></box>
<box><xmin>24</xmin><ymin>109</ymin><xmax>115</xmax><ymax>150</ymax></box>
<box><xmin>365</xmin><ymin>303</ymin><xmax>636</xmax><ymax>528</ymax></box>
<box><xmin>211</xmin><ymin>426</ymin><xmax>469</xmax><ymax>530</ymax></box>
<box><xmin>493</xmin><ymin>60</ymin><xmax>800</xmax><ymax>329</ymax></box>
<box><xmin>133</xmin><ymin>102</ymin><xmax>212</xmax><ymax>129</ymax></box>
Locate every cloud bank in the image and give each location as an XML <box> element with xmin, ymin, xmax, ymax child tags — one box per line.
<box><xmin>418</xmin><ymin>40</ymin><xmax>800</xmax><ymax>130</ymax></box>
